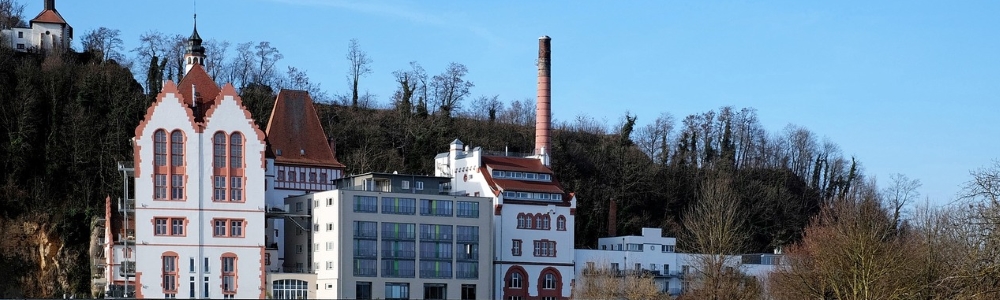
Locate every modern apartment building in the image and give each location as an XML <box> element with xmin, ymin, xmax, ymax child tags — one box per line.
<box><xmin>284</xmin><ymin>172</ymin><xmax>493</xmax><ymax>300</ymax></box>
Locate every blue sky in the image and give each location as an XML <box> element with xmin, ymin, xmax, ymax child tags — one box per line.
<box><xmin>42</xmin><ymin>0</ymin><xmax>1000</xmax><ymax>205</ymax></box>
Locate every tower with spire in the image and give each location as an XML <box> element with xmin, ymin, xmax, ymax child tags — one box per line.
<box><xmin>184</xmin><ymin>14</ymin><xmax>205</xmax><ymax>75</ymax></box>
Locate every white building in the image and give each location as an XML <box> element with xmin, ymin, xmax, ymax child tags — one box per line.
<box><xmin>283</xmin><ymin>172</ymin><xmax>493</xmax><ymax>300</ymax></box>
<box><xmin>432</xmin><ymin>36</ymin><xmax>575</xmax><ymax>300</ymax></box>
<box><xmin>101</xmin><ymin>22</ymin><xmax>267</xmax><ymax>299</ymax></box>
<box><xmin>1</xmin><ymin>0</ymin><xmax>72</xmax><ymax>52</ymax></box>
<box><xmin>574</xmin><ymin>228</ymin><xmax>783</xmax><ymax>297</ymax></box>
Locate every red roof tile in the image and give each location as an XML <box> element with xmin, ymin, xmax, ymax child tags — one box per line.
<box><xmin>481</xmin><ymin>156</ymin><xmax>551</xmax><ymax>174</ymax></box>
<box><xmin>30</xmin><ymin>9</ymin><xmax>68</xmax><ymax>24</ymax></box>
<box><xmin>265</xmin><ymin>90</ymin><xmax>345</xmax><ymax>168</ymax></box>
<box><xmin>177</xmin><ymin>64</ymin><xmax>220</xmax><ymax>121</ymax></box>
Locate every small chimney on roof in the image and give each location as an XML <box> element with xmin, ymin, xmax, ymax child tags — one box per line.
<box><xmin>608</xmin><ymin>198</ymin><xmax>617</xmax><ymax>237</ymax></box>
<box><xmin>45</xmin><ymin>0</ymin><xmax>55</xmax><ymax>11</ymax></box>
<box><xmin>328</xmin><ymin>138</ymin><xmax>337</xmax><ymax>158</ymax></box>
<box><xmin>535</xmin><ymin>36</ymin><xmax>552</xmax><ymax>165</ymax></box>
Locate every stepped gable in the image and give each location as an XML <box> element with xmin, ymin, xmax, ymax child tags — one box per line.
<box><xmin>479</xmin><ymin>155</ymin><xmax>570</xmax><ymax>204</ymax></box>
<box><xmin>177</xmin><ymin>64</ymin><xmax>220</xmax><ymax>121</ymax></box>
<box><xmin>265</xmin><ymin>89</ymin><xmax>345</xmax><ymax>168</ymax></box>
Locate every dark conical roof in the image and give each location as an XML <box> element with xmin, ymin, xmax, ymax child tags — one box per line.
<box><xmin>186</xmin><ymin>14</ymin><xmax>205</xmax><ymax>56</ymax></box>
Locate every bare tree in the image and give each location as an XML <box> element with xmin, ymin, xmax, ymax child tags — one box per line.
<box><xmin>229</xmin><ymin>41</ymin><xmax>254</xmax><ymax>88</ymax></box>
<box><xmin>0</xmin><ymin>0</ymin><xmax>25</xmax><ymax>30</ymax></box>
<box><xmin>253</xmin><ymin>41</ymin><xmax>283</xmax><ymax>86</ymax></box>
<box><xmin>635</xmin><ymin>112</ymin><xmax>675</xmax><ymax>165</ymax></box>
<box><xmin>81</xmin><ymin>27</ymin><xmax>124</xmax><ymax>62</ymax></box>
<box><xmin>203</xmin><ymin>39</ymin><xmax>229</xmax><ymax>83</ymax></box>
<box><xmin>575</xmin><ymin>261</ymin><xmax>667</xmax><ymax>300</ymax></box>
<box><xmin>463</xmin><ymin>95</ymin><xmax>502</xmax><ymax>121</ymax></box>
<box><xmin>884</xmin><ymin>173</ymin><xmax>921</xmax><ymax>230</ymax></box>
<box><xmin>132</xmin><ymin>31</ymin><xmax>168</xmax><ymax>94</ymax></box>
<box><xmin>346</xmin><ymin>38</ymin><xmax>372</xmax><ymax>109</ymax></box>
<box><xmin>430</xmin><ymin>62</ymin><xmax>474</xmax><ymax>117</ymax></box>
<box><xmin>498</xmin><ymin>98</ymin><xmax>534</xmax><ymax>126</ymax></box>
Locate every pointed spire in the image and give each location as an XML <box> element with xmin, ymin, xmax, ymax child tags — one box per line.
<box><xmin>184</xmin><ymin>13</ymin><xmax>206</xmax><ymax>75</ymax></box>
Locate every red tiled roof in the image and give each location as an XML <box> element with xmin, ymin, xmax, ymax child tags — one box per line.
<box><xmin>481</xmin><ymin>156</ymin><xmax>551</xmax><ymax>174</ymax></box>
<box><xmin>265</xmin><ymin>90</ymin><xmax>345</xmax><ymax>168</ymax></box>
<box><xmin>177</xmin><ymin>64</ymin><xmax>220</xmax><ymax>121</ymax></box>
<box><xmin>479</xmin><ymin>164</ymin><xmax>571</xmax><ymax>204</ymax></box>
<box><xmin>30</xmin><ymin>9</ymin><xmax>68</xmax><ymax>24</ymax></box>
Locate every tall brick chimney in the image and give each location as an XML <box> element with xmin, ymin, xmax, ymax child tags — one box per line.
<box><xmin>608</xmin><ymin>198</ymin><xmax>617</xmax><ymax>237</ymax></box>
<box><xmin>535</xmin><ymin>36</ymin><xmax>551</xmax><ymax>160</ymax></box>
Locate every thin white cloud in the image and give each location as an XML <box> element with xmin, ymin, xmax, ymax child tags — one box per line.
<box><xmin>268</xmin><ymin>0</ymin><xmax>506</xmax><ymax>47</ymax></box>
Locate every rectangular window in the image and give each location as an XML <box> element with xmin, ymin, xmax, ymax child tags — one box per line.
<box><xmin>171</xmin><ymin>218</ymin><xmax>185</xmax><ymax>236</ymax></box>
<box><xmin>326</xmin><ymin>242</ymin><xmax>334</xmax><ymax>250</ymax></box>
<box><xmin>295</xmin><ymin>245</ymin><xmax>303</xmax><ymax>254</ymax></box>
<box><xmin>419</xmin><ymin>241</ymin><xmax>453</xmax><ymax>260</ymax></box>
<box><xmin>456</xmin><ymin>226</ymin><xmax>479</xmax><ymax>242</ymax></box>
<box><xmin>662</xmin><ymin>244</ymin><xmax>675</xmax><ymax>253</ymax></box>
<box><xmin>420</xmin><ymin>199</ymin><xmax>453</xmax><ymax>216</ymax></box>
<box><xmin>155</xmin><ymin>175</ymin><xmax>167</xmax><ymax>199</ymax></box>
<box><xmin>461</xmin><ymin>284</ymin><xmax>476</xmax><ymax>300</ymax></box>
<box><xmin>155</xmin><ymin>218</ymin><xmax>168</xmax><ymax>235</ymax></box>
<box><xmin>319</xmin><ymin>173</ymin><xmax>328</xmax><ymax>184</ymax></box>
<box><xmin>414</xmin><ymin>181</ymin><xmax>424</xmax><ymax>190</ymax></box>
<box><xmin>171</xmin><ymin>175</ymin><xmax>184</xmax><ymax>199</ymax></box>
<box><xmin>424</xmin><ymin>283</ymin><xmax>447</xmax><ymax>300</ymax></box>
<box><xmin>353</xmin><ymin>258</ymin><xmax>377</xmax><ymax>277</ymax></box>
<box><xmin>213</xmin><ymin>176</ymin><xmax>226</xmax><ymax>201</ymax></box>
<box><xmin>213</xmin><ymin>220</ymin><xmax>227</xmax><ymax>237</ymax></box>
<box><xmin>456</xmin><ymin>201</ymin><xmax>479</xmax><ymax>218</ymax></box>
<box><xmin>381</xmin><ymin>222</ymin><xmax>416</xmax><ymax>240</ymax></box>
<box><xmin>533</xmin><ymin>240</ymin><xmax>556</xmax><ymax>257</ymax></box>
<box><xmin>353</xmin><ymin>196</ymin><xmax>377</xmax><ymax>213</ymax></box>
<box><xmin>512</xmin><ymin>240</ymin><xmax>522</xmax><ymax>256</ymax></box>
<box><xmin>17</xmin><ymin>31</ymin><xmax>23</xmax><ymax>38</ymax></box>
<box><xmin>385</xmin><ymin>283</ymin><xmax>410</xmax><ymax>300</ymax></box>
<box><xmin>309</xmin><ymin>172</ymin><xmax>316</xmax><ymax>183</ymax></box>
<box><xmin>418</xmin><ymin>260</ymin><xmax>452</xmax><ymax>279</ymax></box>
<box><xmin>203</xmin><ymin>277</ymin><xmax>209</xmax><ymax>298</ymax></box>
<box><xmin>16</xmin><ymin>43</ymin><xmax>24</xmax><ymax>49</ymax></box>
<box><xmin>457</xmin><ymin>261</ymin><xmax>478</xmax><ymax>279</ymax></box>
<box><xmin>189</xmin><ymin>258</ymin><xmax>195</xmax><ymax>273</ymax></box>
<box><xmin>326</xmin><ymin>223</ymin><xmax>334</xmax><ymax>231</ymax></box>
<box><xmin>356</xmin><ymin>282</ymin><xmax>372</xmax><ymax>299</ymax></box>
<box><xmin>419</xmin><ymin>224</ymin><xmax>453</xmax><ymax>241</ymax></box>
<box><xmin>277</xmin><ymin>170</ymin><xmax>285</xmax><ymax>181</ymax></box>
<box><xmin>382</xmin><ymin>197</ymin><xmax>416</xmax><ymax>215</ymax></box>
<box><xmin>381</xmin><ymin>240</ymin><xmax>416</xmax><ymax>259</ymax></box>
<box><xmin>189</xmin><ymin>277</ymin><xmax>195</xmax><ymax>298</ymax></box>
<box><xmin>458</xmin><ymin>243</ymin><xmax>479</xmax><ymax>261</ymax></box>
<box><xmin>401</xmin><ymin>180</ymin><xmax>410</xmax><ymax>189</ymax></box>
<box><xmin>229</xmin><ymin>177</ymin><xmax>243</xmax><ymax>201</ymax></box>
<box><xmin>525</xmin><ymin>173</ymin><xmax>537</xmax><ymax>180</ymax></box>
<box><xmin>204</xmin><ymin>258</ymin><xmax>210</xmax><ymax>273</ymax></box>
<box><xmin>326</xmin><ymin>261</ymin><xmax>333</xmax><ymax>270</ymax></box>
<box><xmin>229</xmin><ymin>220</ymin><xmax>243</xmax><ymax>237</ymax></box>
<box><xmin>288</xmin><ymin>171</ymin><xmax>295</xmax><ymax>182</ymax></box>
<box><xmin>354</xmin><ymin>221</ymin><xmax>378</xmax><ymax>239</ymax></box>
<box><xmin>381</xmin><ymin>259</ymin><xmax>416</xmax><ymax>278</ymax></box>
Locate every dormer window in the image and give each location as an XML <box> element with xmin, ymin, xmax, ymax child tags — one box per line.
<box><xmin>525</xmin><ymin>173</ymin><xmax>536</xmax><ymax>180</ymax></box>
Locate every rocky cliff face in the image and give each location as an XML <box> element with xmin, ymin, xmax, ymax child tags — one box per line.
<box><xmin>0</xmin><ymin>213</ymin><xmax>89</xmax><ymax>298</ymax></box>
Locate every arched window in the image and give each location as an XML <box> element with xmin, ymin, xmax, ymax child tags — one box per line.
<box><xmin>230</xmin><ymin>132</ymin><xmax>243</xmax><ymax>168</ymax></box>
<box><xmin>543</xmin><ymin>273</ymin><xmax>556</xmax><ymax>289</ymax></box>
<box><xmin>557</xmin><ymin>215</ymin><xmax>566</xmax><ymax>231</ymax></box>
<box><xmin>510</xmin><ymin>272</ymin><xmax>523</xmax><ymax>288</ymax></box>
<box><xmin>221</xmin><ymin>253</ymin><xmax>238</xmax><ymax>295</ymax></box>
<box><xmin>161</xmin><ymin>252</ymin><xmax>178</xmax><ymax>296</ymax></box>
<box><xmin>170</xmin><ymin>131</ymin><xmax>184</xmax><ymax>167</ymax></box>
<box><xmin>517</xmin><ymin>214</ymin><xmax>525</xmax><ymax>229</ymax></box>
<box><xmin>154</xmin><ymin>130</ymin><xmax>167</xmax><ymax>166</ymax></box>
<box><xmin>543</xmin><ymin>215</ymin><xmax>551</xmax><ymax>230</ymax></box>
<box><xmin>213</xmin><ymin>132</ymin><xmax>226</xmax><ymax>168</ymax></box>
<box><xmin>526</xmin><ymin>214</ymin><xmax>535</xmax><ymax>229</ymax></box>
<box><xmin>229</xmin><ymin>132</ymin><xmax>244</xmax><ymax>202</ymax></box>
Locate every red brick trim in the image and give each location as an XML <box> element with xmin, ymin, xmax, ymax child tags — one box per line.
<box><xmin>536</xmin><ymin>267</ymin><xmax>565</xmax><ymax>299</ymax></box>
<box><xmin>502</xmin><ymin>265</ymin><xmax>529</xmax><ymax>299</ymax></box>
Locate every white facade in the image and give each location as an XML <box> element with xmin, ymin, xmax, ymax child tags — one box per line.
<box><xmin>126</xmin><ymin>81</ymin><xmax>267</xmax><ymax>299</ymax></box>
<box><xmin>282</xmin><ymin>175</ymin><xmax>493</xmax><ymax>300</ymax></box>
<box><xmin>1</xmin><ymin>1</ymin><xmax>72</xmax><ymax>53</ymax></box>
<box><xmin>574</xmin><ymin>228</ymin><xmax>782</xmax><ymax>297</ymax></box>
<box><xmin>436</xmin><ymin>141</ymin><xmax>577</xmax><ymax>300</ymax></box>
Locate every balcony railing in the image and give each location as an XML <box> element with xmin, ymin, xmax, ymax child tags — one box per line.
<box><xmin>419</xmin><ymin>269</ymin><xmax>452</xmax><ymax>279</ymax></box>
<box><xmin>419</xmin><ymin>233</ymin><xmax>452</xmax><ymax>241</ymax></box>
<box><xmin>353</xmin><ymin>249</ymin><xmax>377</xmax><ymax>258</ymax></box>
<box><xmin>381</xmin><ymin>231</ymin><xmax>416</xmax><ymax>240</ymax></box>
<box><xmin>353</xmin><ymin>268</ymin><xmax>377</xmax><ymax>277</ymax></box>
<box><xmin>456</xmin><ymin>252</ymin><xmax>478</xmax><ymax>261</ymax></box>
<box><xmin>381</xmin><ymin>250</ymin><xmax>416</xmax><ymax>259</ymax></box>
<box><xmin>419</xmin><ymin>252</ymin><xmax>453</xmax><ymax>260</ymax></box>
<box><xmin>456</xmin><ymin>270</ymin><xmax>478</xmax><ymax>279</ymax></box>
<box><xmin>457</xmin><ymin>234</ymin><xmax>479</xmax><ymax>242</ymax></box>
